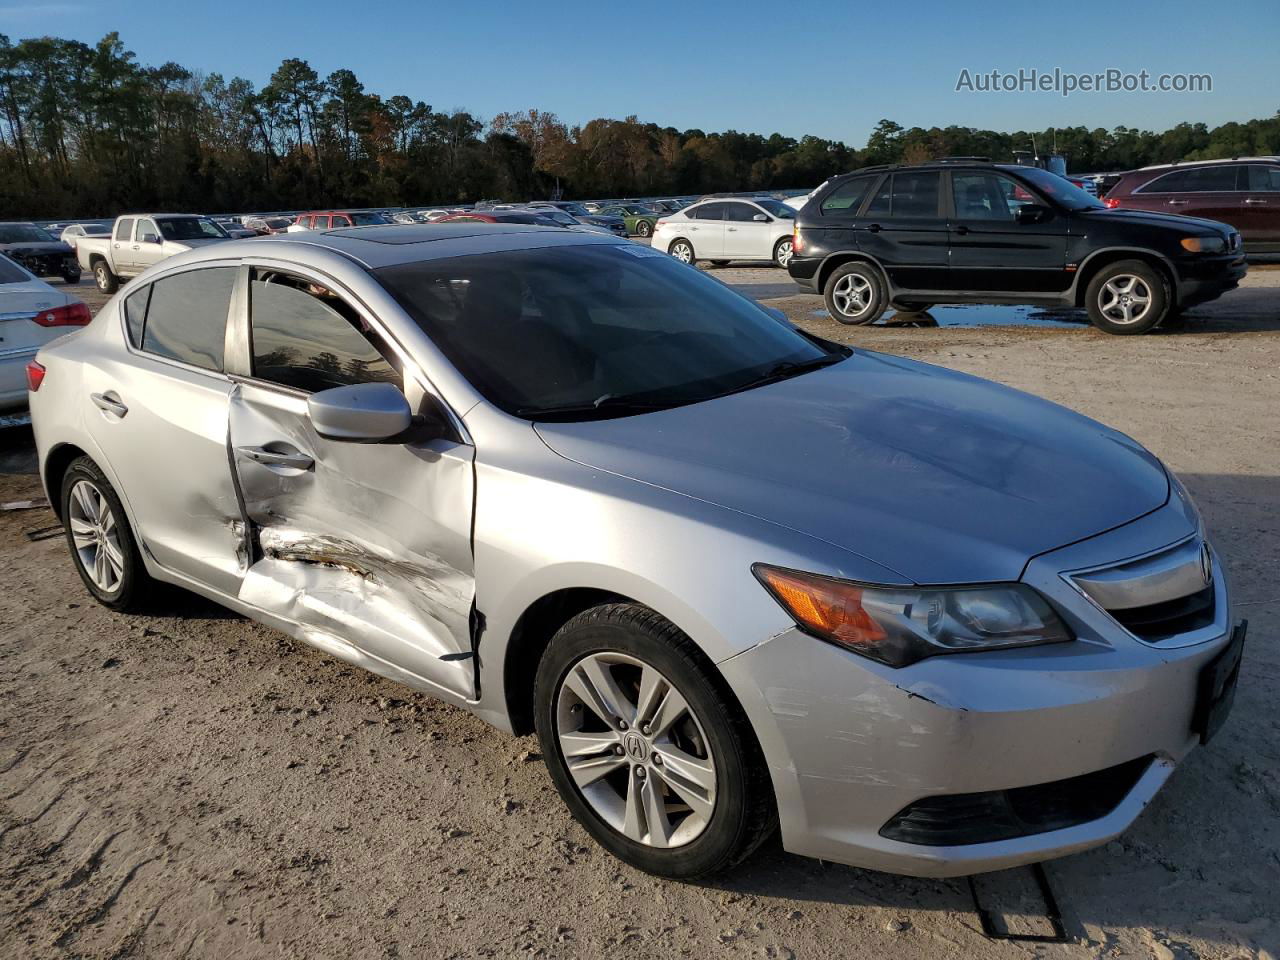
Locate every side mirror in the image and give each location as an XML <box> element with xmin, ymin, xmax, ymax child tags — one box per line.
<box><xmin>307</xmin><ymin>382</ymin><xmax>412</xmax><ymax>442</ymax></box>
<box><xmin>1015</xmin><ymin>203</ymin><xmax>1052</xmax><ymax>225</ymax></box>
<box><xmin>140</xmin><ymin>232</ymin><xmax>160</xmax><ymax>243</ymax></box>
<box><xmin>753</xmin><ymin>213</ymin><xmax>769</xmax><ymax>222</ymax></box>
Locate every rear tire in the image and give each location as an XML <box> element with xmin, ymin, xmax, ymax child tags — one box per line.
<box><xmin>60</xmin><ymin>456</ymin><xmax>154</xmax><ymax>612</ymax></box>
<box><xmin>1085</xmin><ymin>260</ymin><xmax>1169</xmax><ymax>335</ymax></box>
<box><xmin>669</xmin><ymin>239</ymin><xmax>695</xmax><ymax>264</ymax></box>
<box><xmin>61</xmin><ymin>266</ymin><xmax>82</xmax><ymax>285</ymax></box>
<box><xmin>823</xmin><ymin>261</ymin><xmax>886</xmax><ymax>325</ymax></box>
<box><xmin>710</xmin><ymin>260</ymin><xmax>731</xmax><ymax>268</ymax></box>
<box><xmin>636</xmin><ymin>220</ymin><xmax>654</xmax><ymax>238</ymax></box>
<box><xmin>534</xmin><ymin>603</ymin><xmax>776</xmax><ymax>879</ymax></box>
<box><xmin>93</xmin><ymin>261</ymin><xmax>119</xmax><ymax>294</ymax></box>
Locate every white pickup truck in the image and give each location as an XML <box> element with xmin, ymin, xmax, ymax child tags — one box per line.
<box><xmin>77</xmin><ymin>214</ymin><xmax>235</xmax><ymax>293</ymax></box>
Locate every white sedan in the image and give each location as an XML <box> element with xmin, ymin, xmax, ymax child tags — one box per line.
<box><xmin>650</xmin><ymin>197</ymin><xmax>796</xmax><ymax>267</ymax></box>
<box><xmin>0</xmin><ymin>254</ymin><xmax>90</xmax><ymax>413</ymax></box>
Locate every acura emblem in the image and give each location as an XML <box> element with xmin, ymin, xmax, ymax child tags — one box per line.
<box><xmin>1199</xmin><ymin>542</ymin><xmax>1213</xmax><ymax>587</ymax></box>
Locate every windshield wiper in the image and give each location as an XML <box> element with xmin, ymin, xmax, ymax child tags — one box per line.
<box><xmin>714</xmin><ymin>351</ymin><xmax>848</xmax><ymax>399</ymax></box>
<box><xmin>516</xmin><ymin>394</ymin><xmax>680</xmax><ymax>420</ymax></box>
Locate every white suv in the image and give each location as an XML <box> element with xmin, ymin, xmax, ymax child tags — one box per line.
<box><xmin>651</xmin><ymin>197</ymin><xmax>796</xmax><ymax>267</ymax></box>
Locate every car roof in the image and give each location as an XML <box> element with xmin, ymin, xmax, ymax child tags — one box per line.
<box><xmin>1137</xmin><ymin>156</ymin><xmax>1280</xmax><ymax>171</ymax></box>
<box><xmin>235</xmin><ymin>223</ymin><xmax>619</xmax><ymax>268</ymax></box>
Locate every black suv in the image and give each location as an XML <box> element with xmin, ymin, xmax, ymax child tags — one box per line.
<box><xmin>787</xmin><ymin>161</ymin><xmax>1247</xmax><ymax>334</ymax></box>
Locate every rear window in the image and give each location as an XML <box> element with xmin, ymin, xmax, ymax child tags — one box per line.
<box><xmin>114</xmin><ymin>219</ymin><xmax>134</xmax><ymax>241</ymax></box>
<box><xmin>0</xmin><ymin>223</ymin><xmax>54</xmax><ymax>243</ymax></box>
<box><xmin>138</xmin><ymin>266</ymin><xmax>236</xmax><ymax>371</ymax></box>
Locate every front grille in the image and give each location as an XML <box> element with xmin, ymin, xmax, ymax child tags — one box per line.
<box><xmin>1109</xmin><ymin>585</ymin><xmax>1215</xmax><ymax>642</ymax></box>
<box><xmin>880</xmin><ymin>756</ymin><xmax>1153</xmax><ymax>846</ymax></box>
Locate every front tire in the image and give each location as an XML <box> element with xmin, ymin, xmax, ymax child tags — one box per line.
<box><xmin>668</xmin><ymin>239</ymin><xmax>695</xmax><ymax>264</ymax></box>
<box><xmin>1085</xmin><ymin>260</ymin><xmax>1169</xmax><ymax>334</ymax></box>
<box><xmin>61</xmin><ymin>266</ymin><xmax>82</xmax><ymax>285</ymax></box>
<box><xmin>94</xmin><ymin>261</ymin><xmax>119</xmax><ymax>294</ymax></box>
<box><xmin>534</xmin><ymin>604</ymin><xmax>775</xmax><ymax>879</ymax></box>
<box><xmin>60</xmin><ymin>457</ymin><xmax>153</xmax><ymax>611</ymax></box>
<box><xmin>823</xmin><ymin>261</ymin><xmax>886</xmax><ymax>325</ymax></box>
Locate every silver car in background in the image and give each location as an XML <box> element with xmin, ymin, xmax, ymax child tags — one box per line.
<box><xmin>27</xmin><ymin>224</ymin><xmax>1244</xmax><ymax>879</ymax></box>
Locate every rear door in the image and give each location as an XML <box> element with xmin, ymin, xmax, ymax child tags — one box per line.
<box><xmin>227</xmin><ymin>264</ymin><xmax>477</xmax><ymax>699</ymax></box>
<box><xmin>81</xmin><ymin>263</ymin><xmax>246</xmax><ymax>594</ymax></box>
<box><xmin>947</xmin><ymin>170</ymin><xmax>1070</xmax><ymax>293</ymax></box>
<box><xmin>722</xmin><ymin>201</ymin><xmax>773</xmax><ymax>260</ymax></box>
<box><xmin>687</xmin><ymin>202</ymin><xmax>726</xmax><ymax>257</ymax></box>
<box><xmin>855</xmin><ymin>171</ymin><xmax>949</xmax><ymax>290</ymax></box>
<box><xmin>1237</xmin><ymin>164</ymin><xmax>1280</xmax><ymax>251</ymax></box>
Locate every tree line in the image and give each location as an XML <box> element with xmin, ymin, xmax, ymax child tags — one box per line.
<box><xmin>2</xmin><ymin>32</ymin><xmax>1278</xmax><ymax>219</ymax></box>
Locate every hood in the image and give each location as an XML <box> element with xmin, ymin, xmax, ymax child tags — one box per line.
<box><xmin>0</xmin><ymin>241</ymin><xmax>72</xmax><ymax>255</ymax></box>
<box><xmin>535</xmin><ymin>352</ymin><xmax>1170</xmax><ymax>584</ymax></box>
<box><xmin>1078</xmin><ymin>207</ymin><xmax>1233</xmax><ymax>237</ymax></box>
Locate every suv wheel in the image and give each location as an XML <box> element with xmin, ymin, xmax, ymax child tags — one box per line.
<box><xmin>94</xmin><ymin>261</ymin><xmax>119</xmax><ymax>294</ymax></box>
<box><xmin>60</xmin><ymin>456</ymin><xmax>154</xmax><ymax>611</ymax></box>
<box><xmin>669</xmin><ymin>239</ymin><xmax>695</xmax><ymax>264</ymax></box>
<box><xmin>824</xmin><ymin>262</ymin><xmax>886</xmax><ymax>325</ymax></box>
<box><xmin>1086</xmin><ymin>260</ymin><xmax>1168</xmax><ymax>334</ymax></box>
<box><xmin>773</xmin><ymin>237</ymin><xmax>794</xmax><ymax>268</ymax></box>
<box><xmin>534</xmin><ymin>603</ymin><xmax>776</xmax><ymax>879</ymax></box>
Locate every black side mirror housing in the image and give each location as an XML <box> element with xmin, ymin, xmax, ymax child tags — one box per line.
<box><xmin>1015</xmin><ymin>203</ymin><xmax>1052</xmax><ymax>225</ymax></box>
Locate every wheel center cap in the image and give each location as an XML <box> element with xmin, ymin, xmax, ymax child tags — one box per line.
<box><xmin>622</xmin><ymin>731</ymin><xmax>650</xmax><ymax>763</ymax></box>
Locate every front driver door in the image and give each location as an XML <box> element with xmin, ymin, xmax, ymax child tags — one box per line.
<box><xmin>722</xmin><ymin>201</ymin><xmax>773</xmax><ymax>260</ymax></box>
<box><xmin>948</xmin><ymin>171</ymin><xmax>1070</xmax><ymax>294</ymax></box>
<box><xmin>227</xmin><ymin>265</ymin><xmax>477</xmax><ymax>700</ymax></box>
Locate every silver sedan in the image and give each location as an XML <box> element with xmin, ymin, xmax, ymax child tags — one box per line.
<box><xmin>28</xmin><ymin>224</ymin><xmax>1244</xmax><ymax>879</ymax></box>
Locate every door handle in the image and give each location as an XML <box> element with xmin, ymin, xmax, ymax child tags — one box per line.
<box><xmin>1243</xmin><ymin>198</ymin><xmax>1269</xmax><ymax>205</ymax></box>
<box><xmin>954</xmin><ymin>225</ymin><xmax>970</xmax><ymax>236</ymax></box>
<box><xmin>1166</xmin><ymin>200</ymin><xmax>1190</xmax><ymax>206</ymax></box>
<box><xmin>726</xmin><ymin>227</ymin><xmax>738</xmax><ymax>232</ymax></box>
<box><xmin>236</xmin><ymin>445</ymin><xmax>314</xmax><ymax>471</ymax></box>
<box><xmin>131</xmin><ymin>244</ymin><xmax>139</xmax><ymax>250</ymax></box>
<box><xmin>865</xmin><ymin>223</ymin><xmax>881</xmax><ymax>233</ymax></box>
<box><xmin>90</xmin><ymin>392</ymin><xmax>128</xmax><ymax>418</ymax></box>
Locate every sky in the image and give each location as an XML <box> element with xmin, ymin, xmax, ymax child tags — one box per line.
<box><xmin>2</xmin><ymin>0</ymin><xmax>1277</xmax><ymax>147</ymax></box>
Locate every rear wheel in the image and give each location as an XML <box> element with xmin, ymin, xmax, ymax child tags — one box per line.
<box><xmin>61</xmin><ymin>265</ymin><xmax>82</xmax><ymax>284</ymax></box>
<box><xmin>1085</xmin><ymin>260</ymin><xmax>1169</xmax><ymax>334</ymax></box>
<box><xmin>773</xmin><ymin>237</ymin><xmax>794</xmax><ymax>268</ymax></box>
<box><xmin>636</xmin><ymin>220</ymin><xmax>654</xmax><ymax>238</ymax></box>
<box><xmin>669</xmin><ymin>239</ymin><xmax>695</xmax><ymax>264</ymax></box>
<box><xmin>60</xmin><ymin>457</ymin><xmax>154</xmax><ymax>611</ymax></box>
<box><xmin>93</xmin><ymin>261</ymin><xmax>119</xmax><ymax>294</ymax></box>
<box><xmin>823</xmin><ymin>262</ymin><xmax>886</xmax><ymax>325</ymax></box>
<box><xmin>534</xmin><ymin>604</ymin><xmax>775</xmax><ymax>879</ymax></box>
<box><xmin>710</xmin><ymin>260</ymin><xmax>731</xmax><ymax>268</ymax></box>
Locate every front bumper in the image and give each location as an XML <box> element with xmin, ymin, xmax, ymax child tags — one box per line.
<box><xmin>1173</xmin><ymin>254</ymin><xmax>1247</xmax><ymax>307</ymax></box>
<box><xmin>720</xmin><ymin>504</ymin><xmax>1237</xmax><ymax>877</ymax></box>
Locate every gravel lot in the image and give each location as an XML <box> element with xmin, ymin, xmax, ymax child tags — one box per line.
<box><xmin>1</xmin><ymin>267</ymin><xmax>1278</xmax><ymax>959</ymax></box>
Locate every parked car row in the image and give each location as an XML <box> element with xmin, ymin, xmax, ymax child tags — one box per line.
<box><xmin>0</xmin><ymin>222</ymin><xmax>81</xmax><ymax>284</ymax></box>
<box><xmin>0</xmin><ymin>253</ymin><xmax>90</xmax><ymax>412</ymax></box>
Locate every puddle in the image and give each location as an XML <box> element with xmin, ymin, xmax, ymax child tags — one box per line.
<box><xmin>810</xmin><ymin>304</ymin><xmax>1091</xmax><ymax>328</ymax></box>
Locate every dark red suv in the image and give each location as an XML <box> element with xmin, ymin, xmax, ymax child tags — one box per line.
<box><xmin>1104</xmin><ymin>158</ymin><xmax>1280</xmax><ymax>253</ymax></box>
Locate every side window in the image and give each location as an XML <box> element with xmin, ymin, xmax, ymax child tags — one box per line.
<box><xmin>140</xmin><ymin>267</ymin><xmax>236</xmax><ymax>371</ymax></box>
<box><xmin>248</xmin><ymin>270</ymin><xmax>400</xmax><ymax>393</ymax></box>
<box><xmin>114</xmin><ymin>218</ymin><xmax>134</xmax><ymax>241</ymax></box>
<box><xmin>693</xmin><ymin>202</ymin><xmax>725</xmax><ymax>221</ymax></box>
<box><xmin>137</xmin><ymin>219</ymin><xmax>160</xmax><ymax>243</ymax></box>
<box><xmin>821</xmin><ymin>177</ymin><xmax>874</xmax><ymax>214</ymax></box>
<box><xmin>332</xmin><ymin>215</ymin><xmax>352</xmax><ymax>227</ymax></box>
<box><xmin>1142</xmin><ymin>170</ymin><xmax>1190</xmax><ymax>193</ymax></box>
<box><xmin>123</xmin><ymin>285</ymin><xmax>151</xmax><ymax>348</ymax></box>
<box><xmin>1183</xmin><ymin>166</ymin><xmax>1238</xmax><ymax>191</ymax></box>
<box><xmin>864</xmin><ymin>176</ymin><xmax>892</xmax><ymax>217</ymax></box>
<box><xmin>1243</xmin><ymin>166</ymin><xmax>1280</xmax><ymax>191</ymax></box>
<box><xmin>952</xmin><ymin>173</ymin><xmax>1025</xmax><ymax>221</ymax></box>
<box><xmin>723</xmin><ymin>203</ymin><xmax>760</xmax><ymax>222</ymax></box>
<box><xmin>888</xmin><ymin>171</ymin><xmax>941</xmax><ymax>217</ymax></box>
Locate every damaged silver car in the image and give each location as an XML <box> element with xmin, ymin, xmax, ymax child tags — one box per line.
<box><xmin>28</xmin><ymin>224</ymin><xmax>1245</xmax><ymax>879</ymax></box>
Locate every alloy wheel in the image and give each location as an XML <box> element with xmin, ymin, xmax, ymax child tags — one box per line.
<box><xmin>832</xmin><ymin>273</ymin><xmax>874</xmax><ymax>318</ymax></box>
<box><xmin>1098</xmin><ymin>274</ymin><xmax>1153</xmax><ymax>325</ymax></box>
<box><xmin>671</xmin><ymin>242</ymin><xmax>693</xmax><ymax>264</ymax></box>
<box><xmin>68</xmin><ymin>479</ymin><xmax>124</xmax><ymax>593</ymax></box>
<box><xmin>775</xmin><ymin>239</ymin><xmax>793</xmax><ymax>267</ymax></box>
<box><xmin>555</xmin><ymin>651</ymin><xmax>717</xmax><ymax>848</ymax></box>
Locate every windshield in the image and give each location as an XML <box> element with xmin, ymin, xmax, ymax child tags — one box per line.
<box><xmin>376</xmin><ymin>244</ymin><xmax>837</xmax><ymax>420</ymax></box>
<box><xmin>0</xmin><ymin>255</ymin><xmax>29</xmax><ymax>283</ymax></box>
<box><xmin>0</xmin><ymin>223</ymin><xmax>55</xmax><ymax>243</ymax></box>
<box><xmin>557</xmin><ymin>203</ymin><xmax>590</xmax><ymax>216</ymax></box>
<box><xmin>265</xmin><ymin>217</ymin><xmax>291</xmax><ymax>228</ymax></box>
<box><xmin>541</xmin><ymin>211</ymin><xmax>578</xmax><ymax>225</ymax></box>
<box><xmin>157</xmin><ymin>217</ymin><xmax>229</xmax><ymax>241</ymax></box>
<box><xmin>1014</xmin><ymin>167</ymin><xmax>1105</xmax><ymax>211</ymax></box>
<box><xmin>351</xmin><ymin>212</ymin><xmax>391</xmax><ymax>226</ymax></box>
<box><xmin>755</xmin><ymin>199</ymin><xmax>795</xmax><ymax>219</ymax></box>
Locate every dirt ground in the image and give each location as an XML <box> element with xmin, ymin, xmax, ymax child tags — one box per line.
<box><xmin>1</xmin><ymin>269</ymin><xmax>1278</xmax><ymax>960</ymax></box>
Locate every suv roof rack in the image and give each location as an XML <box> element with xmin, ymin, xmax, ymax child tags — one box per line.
<box><xmin>1139</xmin><ymin>155</ymin><xmax>1280</xmax><ymax>170</ymax></box>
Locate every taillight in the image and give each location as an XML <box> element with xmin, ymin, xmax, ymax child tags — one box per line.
<box><xmin>33</xmin><ymin>301</ymin><xmax>92</xmax><ymax>327</ymax></box>
<box><xmin>792</xmin><ymin>226</ymin><xmax>804</xmax><ymax>254</ymax></box>
<box><xmin>1104</xmin><ymin>197</ymin><xmax>1121</xmax><ymax>209</ymax></box>
<box><xmin>26</xmin><ymin>360</ymin><xmax>46</xmax><ymax>392</ymax></box>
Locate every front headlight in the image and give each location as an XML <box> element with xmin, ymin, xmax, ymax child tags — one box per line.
<box><xmin>1180</xmin><ymin>236</ymin><xmax>1227</xmax><ymax>254</ymax></box>
<box><xmin>753</xmin><ymin>564</ymin><xmax>1072</xmax><ymax>667</ymax></box>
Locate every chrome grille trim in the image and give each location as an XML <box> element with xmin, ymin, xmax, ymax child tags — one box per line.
<box><xmin>1071</xmin><ymin>536</ymin><xmax>1209</xmax><ymax>611</ymax></box>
